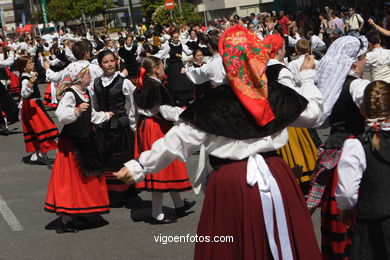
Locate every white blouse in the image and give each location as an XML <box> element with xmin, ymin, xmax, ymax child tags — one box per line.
<box><xmin>20</xmin><ymin>73</ymin><xmax>35</xmax><ymax>99</ymax></box>
<box><xmin>186</xmin><ymin>54</ymin><xmax>228</xmax><ymax>87</ymax></box>
<box><xmin>55</xmin><ymin>86</ymin><xmax>110</xmax><ymax>125</ymax></box>
<box><xmin>335</xmin><ymin>138</ymin><xmax>366</xmax><ymax>210</ymax></box>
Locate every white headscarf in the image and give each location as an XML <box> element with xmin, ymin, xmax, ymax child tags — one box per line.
<box><xmin>314</xmin><ymin>35</ymin><xmax>368</xmax><ymax>127</ymax></box>
<box><xmin>57</xmin><ymin>61</ymin><xmax>90</xmax><ymax>97</ymax></box>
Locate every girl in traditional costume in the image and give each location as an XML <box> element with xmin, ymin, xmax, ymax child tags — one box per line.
<box><xmin>133</xmin><ymin>56</ymin><xmax>195</xmax><ymax>224</ymax></box>
<box><xmin>44</xmin><ymin>62</ymin><xmax>114</xmax><ymax>233</ymax></box>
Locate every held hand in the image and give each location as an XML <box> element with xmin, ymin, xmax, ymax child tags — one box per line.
<box><xmin>176</xmin><ymin>53</ymin><xmax>183</xmax><ymax>58</ymax></box>
<box><xmin>113</xmin><ymin>167</ymin><xmax>135</xmax><ymax>185</ymax></box>
<box><xmin>75</xmin><ymin>102</ymin><xmax>90</xmax><ymax>116</ymax></box>
<box><xmin>29</xmin><ymin>72</ymin><xmax>38</xmax><ymax>84</ymax></box>
<box><xmin>180</xmin><ymin>67</ymin><xmax>187</xmax><ymax>74</ymax></box>
<box><xmin>107</xmin><ymin>111</ymin><xmax>115</xmax><ymax>118</ymax></box>
<box><xmin>300</xmin><ymin>54</ymin><xmax>315</xmax><ymax>71</ymax></box>
<box><xmin>368</xmin><ymin>18</ymin><xmax>376</xmax><ymax>26</ymax></box>
<box><xmin>121</xmin><ymin>68</ymin><xmax>129</xmax><ymax>77</ymax></box>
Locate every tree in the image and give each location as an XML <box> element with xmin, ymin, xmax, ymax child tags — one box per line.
<box><xmin>140</xmin><ymin>0</ymin><xmax>164</xmax><ymax>18</ymax></box>
<box><xmin>47</xmin><ymin>0</ymin><xmax>114</xmax><ymax>24</ymax></box>
<box><xmin>151</xmin><ymin>2</ymin><xmax>203</xmax><ymax>25</ymax></box>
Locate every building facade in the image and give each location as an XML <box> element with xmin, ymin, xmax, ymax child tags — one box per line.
<box><xmin>194</xmin><ymin>0</ymin><xmax>274</xmax><ymax>19</ymax></box>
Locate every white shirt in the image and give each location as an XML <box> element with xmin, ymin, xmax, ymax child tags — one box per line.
<box><xmin>268</xmin><ymin>59</ymin><xmax>324</xmax><ymax>127</ymax></box>
<box><xmin>335</xmin><ymin>138</ymin><xmax>366</xmax><ymax>210</ymax></box>
<box><xmin>310</xmin><ymin>35</ymin><xmax>326</xmax><ymax>49</ymax></box>
<box><xmin>20</xmin><ymin>72</ymin><xmax>35</xmax><ymax>99</ymax></box>
<box><xmin>64</xmin><ymin>47</ymin><xmax>77</xmax><ymax>62</ymax></box>
<box><xmin>348</xmin><ymin>72</ymin><xmax>371</xmax><ymax>108</ymax></box>
<box><xmin>287</xmin><ymin>55</ymin><xmax>319</xmax><ymax>76</ymax></box>
<box><xmin>365</xmin><ymin>47</ymin><xmax>390</xmax><ymax>83</ymax></box>
<box><xmin>56</xmin><ymin>86</ymin><xmax>109</xmax><ymax>125</ymax></box>
<box><xmin>99</xmin><ymin>72</ymin><xmax>137</xmax><ymax>131</ymax></box>
<box><xmin>347</xmin><ymin>14</ymin><xmax>364</xmax><ymax>31</ymax></box>
<box><xmin>125</xmin><ymin>68</ymin><xmax>323</xmax><ymax>183</ymax></box>
<box><xmin>0</xmin><ymin>52</ymin><xmax>15</xmax><ymax>68</ymax></box>
<box><xmin>186</xmin><ymin>54</ymin><xmax>228</xmax><ymax>87</ymax></box>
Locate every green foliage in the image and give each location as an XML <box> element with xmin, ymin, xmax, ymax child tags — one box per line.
<box><xmin>47</xmin><ymin>0</ymin><xmax>114</xmax><ymax>23</ymax></box>
<box><xmin>140</xmin><ymin>0</ymin><xmax>164</xmax><ymax>18</ymax></box>
<box><xmin>151</xmin><ymin>2</ymin><xmax>203</xmax><ymax>25</ymax></box>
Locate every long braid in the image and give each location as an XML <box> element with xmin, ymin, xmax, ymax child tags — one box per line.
<box><xmin>363</xmin><ymin>81</ymin><xmax>390</xmax><ymax>150</ymax></box>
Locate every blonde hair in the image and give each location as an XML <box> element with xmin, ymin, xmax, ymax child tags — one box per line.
<box><xmin>363</xmin><ymin>80</ymin><xmax>390</xmax><ymax>150</ymax></box>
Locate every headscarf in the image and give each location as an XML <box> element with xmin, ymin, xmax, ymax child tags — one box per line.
<box><xmin>56</xmin><ymin>61</ymin><xmax>90</xmax><ymax>98</ymax></box>
<box><xmin>315</xmin><ymin>35</ymin><xmax>368</xmax><ymax>127</ymax></box>
<box><xmin>263</xmin><ymin>34</ymin><xmax>285</xmax><ymax>58</ymax></box>
<box><xmin>219</xmin><ymin>25</ymin><xmax>275</xmax><ymax>127</ymax></box>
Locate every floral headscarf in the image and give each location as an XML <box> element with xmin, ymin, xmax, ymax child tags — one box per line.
<box><xmin>57</xmin><ymin>62</ymin><xmax>90</xmax><ymax>98</ymax></box>
<box><xmin>219</xmin><ymin>25</ymin><xmax>275</xmax><ymax>127</ymax></box>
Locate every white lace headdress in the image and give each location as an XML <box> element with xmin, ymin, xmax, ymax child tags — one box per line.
<box><xmin>314</xmin><ymin>35</ymin><xmax>368</xmax><ymax>127</ymax></box>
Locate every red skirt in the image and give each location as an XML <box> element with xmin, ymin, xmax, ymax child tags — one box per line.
<box><xmin>134</xmin><ymin>116</ymin><xmax>192</xmax><ymax>192</ymax></box>
<box><xmin>320</xmin><ymin>167</ymin><xmax>353</xmax><ymax>260</ymax></box>
<box><xmin>45</xmin><ymin>138</ymin><xmax>110</xmax><ymax>215</ymax></box>
<box><xmin>195</xmin><ymin>156</ymin><xmax>321</xmax><ymax>260</ymax></box>
<box><xmin>21</xmin><ymin>99</ymin><xmax>58</xmax><ymax>153</ymax></box>
<box><xmin>43</xmin><ymin>83</ymin><xmax>58</xmax><ymax>108</ymax></box>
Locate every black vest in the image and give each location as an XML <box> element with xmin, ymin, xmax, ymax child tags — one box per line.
<box><xmin>60</xmin><ymin>88</ymin><xmax>92</xmax><ymax>139</ymax></box>
<box><xmin>168</xmin><ymin>42</ymin><xmax>183</xmax><ymax>62</ymax></box>
<box><xmin>328</xmin><ymin>75</ymin><xmax>365</xmax><ymax>136</ymax></box>
<box><xmin>358</xmin><ymin>130</ymin><xmax>390</xmax><ymax>219</ymax></box>
<box><xmin>186</xmin><ymin>40</ymin><xmax>199</xmax><ymax>52</ymax></box>
<box><xmin>93</xmin><ymin>74</ymin><xmax>129</xmax><ymax>128</ymax></box>
<box><xmin>20</xmin><ymin>75</ymin><xmax>40</xmax><ymax>99</ymax></box>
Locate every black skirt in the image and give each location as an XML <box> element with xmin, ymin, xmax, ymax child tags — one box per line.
<box><xmin>96</xmin><ymin>125</ymin><xmax>134</xmax><ymax>171</ymax></box>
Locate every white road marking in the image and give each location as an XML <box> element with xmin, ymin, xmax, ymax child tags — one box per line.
<box><xmin>0</xmin><ymin>195</ymin><xmax>23</xmax><ymax>231</ymax></box>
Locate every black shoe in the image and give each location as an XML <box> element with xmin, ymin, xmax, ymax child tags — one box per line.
<box><xmin>28</xmin><ymin>156</ymin><xmax>54</xmax><ymax>165</ymax></box>
<box><xmin>175</xmin><ymin>200</ymin><xmax>196</xmax><ymax>218</ymax></box>
<box><xmin>57</xmin><ymin>222</ymin><xmax>79</xmax><ymax>233</ymax></box>
<box><xmin>150</xmin><ymin>215</ymin><xmax>177</xmax><ymax>225</ymax></box>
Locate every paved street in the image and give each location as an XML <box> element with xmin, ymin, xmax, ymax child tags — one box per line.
<box><xmin>0</xmin><ymin>84</ymin><xmax>324</xmax><ymax>260</ymax></box>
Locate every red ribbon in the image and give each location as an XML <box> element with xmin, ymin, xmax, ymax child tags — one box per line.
<box><xmin>136</xmin><ymin>67</ymin><xmax>147</xmax><ymax>90</ymax></box>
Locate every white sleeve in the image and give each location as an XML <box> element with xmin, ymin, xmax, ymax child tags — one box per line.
<box><xmin>49</xmin><ymin>58</ymin><xmax>63</xmax><ymax>67</ymax></box>
<box><xmin>122</xmin><ymin>79</ymin><xmax>137</xmax><ymax>131</ymax></box>
<box><xmin>153</xmin><ymin>44</ymin><xmax>170</xmax><ymax>60</ymax></box>
<box><xmin>278</xmin><ymin>68</ymin><xmax>298</xmax><ymax>92</ymax></box>
<box><xmin>91</xmin><ymin>109</ymin><xmax>110</xmax><ymax>124</ymax></box>
<box><xmin>182</xmin><ymin>43</ymin><xmax>193</xmax><ymax>56</ymax></box>
<box><xmin>349</xmin><ymin>78</ymin><xmax>370</xmax><ymax>108</ymax></box>
<box><xmin>46</xmin><ymin>67</ymin><xmax>66</xmax><ymax>83</ymax></box>
<box><xmin>55</xmin><ymin>92</ymin><xmax>78</xmax><ymax>125</ymax></box>
<box><xmin>124</xmin><ymin>122</ymin><xmax>207</xmax><ymax>183</ymax></box>
<box><xmin>335</xmin><ymin>139</ymin><xmax>366</xmax><ymax>210</ymax></box>
<box><xmin>290</xmin><ymin>69</ymin><xmax>324</xmax><ymax>127</ymax></box>
<box><xmin>20</xmin><ymin>79</ymin><xmax>34</xmax><ymax>99</ymax></box>
<box><xmin>0</xmin><ymin>52</ymin><xmax>15</xmax><ymax>67</ymax></box>
<box><xmin>159</xmin><ymin>105</ymin><xmax>185</xmax><ymax>122</ymax></box>
<box><xmin>288</xmin><ymin>35</ymin><xmax>300</xmax><ymax>47</ymax></box>
<box><xmin>186</xmin><ymin>64</ymin><xmax>210</xmax><ymax>85</ymax></box>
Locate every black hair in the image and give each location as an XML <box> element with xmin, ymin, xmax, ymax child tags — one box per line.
<box><xmin>208</xmin><ymin>36</ymin><xmax>219</xmax><ymax>52</ymax></box>
<box><xmin>97</xmin><ymin>49</ymin><xmax>115</xmax><ymax>64</ymax></box>
<box><xmin>366</xmin><ymin>30</ymin><xmax>381</xmax><ymax>45</ymax></box>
